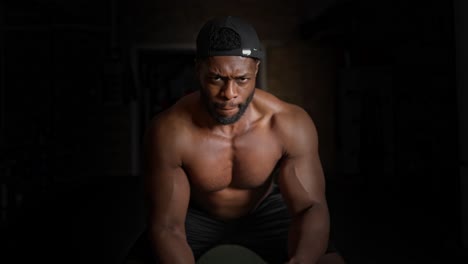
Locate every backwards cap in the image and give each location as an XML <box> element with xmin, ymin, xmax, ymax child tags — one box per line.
<box><xmin>196</xmin><ymin>16</ymin><xmax>264</xmax><ymax>60</ymax></box>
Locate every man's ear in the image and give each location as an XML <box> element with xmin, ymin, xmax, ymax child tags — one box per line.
<box><xmin>255</xmin><ymin>60</ymin><xmax>261</xmax><ymax>76</ymax></box>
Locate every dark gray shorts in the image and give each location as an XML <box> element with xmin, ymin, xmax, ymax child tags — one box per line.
<box><xmin>186</xmin><ymin>186</ymin><xmax>337</xmax><ymax>264</ymax></box>
<box><xmin>127</xmin><ymin>186</ymin><xmax>337</xmax><ymax>264</ymax></box>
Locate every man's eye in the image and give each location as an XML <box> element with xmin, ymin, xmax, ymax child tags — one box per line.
<box><xmin>237</xmin><ymin>77</ymin><xmax>249</xmax><ymax>83</ymax></box>
<box><xmin>211</xmin><ymin>76</ymin><xmax>222</xmax><ymax>81</ymax></box>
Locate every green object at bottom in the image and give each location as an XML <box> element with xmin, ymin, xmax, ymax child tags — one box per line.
<box><xmin>197</xmin><ymin>244</ymin><xmax>267</xmax><ymax>264</ymax></box>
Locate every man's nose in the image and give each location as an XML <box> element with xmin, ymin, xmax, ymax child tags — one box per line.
<box><xmin>221</xmin><ymin>80</ymin><xmax>238</xmax><ymax>100</ymax></box>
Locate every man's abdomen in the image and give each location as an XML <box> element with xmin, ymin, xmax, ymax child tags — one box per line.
<box><xmin>190</xmin><ymin>182</ymin><xmax>273</xmax><ymax>220</ymax></box>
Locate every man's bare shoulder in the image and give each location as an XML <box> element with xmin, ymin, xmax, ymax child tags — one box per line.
<box><xmin>255</xmin><ymin>89</ymin><xmax>313</xmax><ymax>127</ymax></box>
<box><xmin>255</xmin><ymin>89</ymin><xmax>317</xmax><ymax>151</ymax></box>
<box><xmin>145</xmin><ymin>92</ymin><xmax>198</xmax><ymax>144</ymax></box>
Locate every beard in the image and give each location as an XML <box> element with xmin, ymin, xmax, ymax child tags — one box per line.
<box><xmin>201</xmin><ymin>89</ymin><xmax>255</xmax><ymax>125</ymax></box>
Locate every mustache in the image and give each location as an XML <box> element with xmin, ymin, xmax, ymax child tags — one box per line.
<box><xmin>213</xmin><ymin>102</ymin><xmax>239</xmax><ymax>108</ymax></box>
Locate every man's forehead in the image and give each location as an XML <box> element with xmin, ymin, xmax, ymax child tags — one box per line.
<box><xmin>201</xmin><ymin>56</ymin><xmax>258</xmax><ymax>70</ymax></box>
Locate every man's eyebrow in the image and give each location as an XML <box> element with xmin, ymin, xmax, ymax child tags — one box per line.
<box><xmin>207</xmin><ymin>71</ymin><xmax>252</xmax><ymax>78</ymax></box>
<box><xmin>207</xmin><ymin>71</ymin><xmax>225</xmax><ymax>77</ymax></box>
<box><xmin>208</xmin><ymin>71</ymin><xmax>253</xmax><ymax>77</ymax></box>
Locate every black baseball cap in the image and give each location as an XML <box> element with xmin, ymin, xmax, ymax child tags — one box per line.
<box><xmin>196</xmin><ymin>16</ymin><xmax>264</xmax><ymax>60</ymax></box>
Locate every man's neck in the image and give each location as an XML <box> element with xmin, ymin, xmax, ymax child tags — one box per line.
<box><xmin>209</xmin><ymin>110</ymin><xmax>255</xmax><ymax>138</ymax></box>
<box><xmin>203</xmin><ymin>103</ymin><xmax>258</xmax><ymax>138</ymax></box>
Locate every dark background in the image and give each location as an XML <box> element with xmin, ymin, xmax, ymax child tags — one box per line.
<box><xmin>0</xmin><ymin>0</ymin><xmax>466</xmax><ymax>263</ymax></box>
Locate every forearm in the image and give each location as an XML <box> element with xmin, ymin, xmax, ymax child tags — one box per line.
<box><xmin>150</xmin><ymin>228</ymin><xmax>195</xmax><ymax>264</ymax></box>
<box><xmin>287</xmin><ymin>204</ymin><xmax>330</xmax><ymax>264</ymax></box>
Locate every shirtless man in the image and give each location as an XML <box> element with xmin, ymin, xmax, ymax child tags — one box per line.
<box><xmin>143</xmin><ymin>16</ymin><xmax>345</xmax><ymax>264</ymax></box>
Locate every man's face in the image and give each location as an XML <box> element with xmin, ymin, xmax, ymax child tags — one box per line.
<box><xmin>197</xmin><ymin>56</ymin><xmax>260</xmax><ymax>125</ymax></box>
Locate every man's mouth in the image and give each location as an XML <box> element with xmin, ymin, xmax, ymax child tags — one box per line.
<box><xmin>214</xmin><ymin>102</ymin><xmax>237</xmax><ymax>109</ymax></box>
<box><xmin>215</xmin><ymin>105</ymin><xmax>238</xmax><ymax>115</ymax></box>
<box><xmin>218</xmin><ymin>106</ymin><xmax>236</xmax><ymax>110</ymax></box>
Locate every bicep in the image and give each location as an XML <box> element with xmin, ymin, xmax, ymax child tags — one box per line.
<box><xmin>277</xmin><ymin>110</ymin><xmax>327</xmax><ymax>215</ymax></box>
<box><xmin>145</xmin><ymin>162</ymin><xmax>190</xmax><ymax>229</ymax></box>
<box><xmin>278</xmin><ymin>153</ymin><xmax>326</xmax><ymax>215</ymax></box>
<box><xmin>144</xmin><ymin>121</ymin><xmax>190</xmax><ymax>231</ymax></box>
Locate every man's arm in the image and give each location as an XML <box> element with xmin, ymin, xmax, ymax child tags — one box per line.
<box><xmin>276</xmin><ymin>107</ymin><xmax>330</xmax><ymax>264</ymax></box>
<box><xmin>143</xmin><ymin>116</ymin><xmax>195</xmax><ymax>264</ymax></box>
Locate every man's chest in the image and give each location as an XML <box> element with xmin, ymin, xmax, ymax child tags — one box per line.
<box><xmin>182</xmin><ymin>129</ymin><xmax>283</xmax><ymax>192</ymax></box>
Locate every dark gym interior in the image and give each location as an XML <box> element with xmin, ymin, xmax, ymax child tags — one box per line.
<box><xmin>1</xmin><ymin>0</ymin><xmax>467</xmax><ymax>263</ymax></box>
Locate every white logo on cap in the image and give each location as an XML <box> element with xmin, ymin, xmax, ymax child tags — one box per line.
<box><xmin>242</xmin><ymin>49</ymin><xmax>252</xmax><ymax>56</ymax></box>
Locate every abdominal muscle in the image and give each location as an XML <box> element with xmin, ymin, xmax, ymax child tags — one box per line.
<box><xmin>190</xmin><ymin>180</ymin><xmax>274</xmax><ymax>220</ymax></box>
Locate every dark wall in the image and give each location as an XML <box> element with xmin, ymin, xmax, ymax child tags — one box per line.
<box><xmin>356</xmin><ymin>0</ymin><xmax>459</xmax><ymax>252</ymax></box>
<box><xmin>0</xmin><ymin>1</ymin><xmax>141</xmax><ymax>263</ymax></box>
<box><xmin>1</xmin><ymin>0</ymin><xmax>133</xmax><ymax>179</ymax></box>
<box><xmin>314</xmin><ymin>0</ymin><xmax>461</xmax><ymax>262</ymax></box>
<box><xmin>301</xmin><ymin>0</ymin><xmax>461</xmax><ymax>261</ymax></box>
